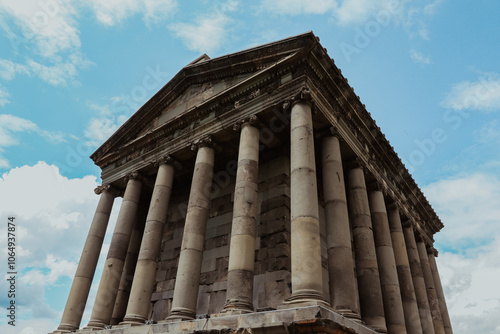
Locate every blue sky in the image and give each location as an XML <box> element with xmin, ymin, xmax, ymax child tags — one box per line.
<box><xmin>0</xmin><ymin>1</ymin><xmax>499</xmax><ymax>333</ymax></box>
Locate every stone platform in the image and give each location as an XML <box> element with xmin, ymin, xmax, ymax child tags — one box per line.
<box><xmin>79</xmin><ymin>306</ymin><xmax>377</xmax><ymax>334</ymax></box>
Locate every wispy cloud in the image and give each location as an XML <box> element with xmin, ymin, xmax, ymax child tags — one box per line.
<box><xmin>263</xmin><ymin>0</ymin><xmax>337</xmax><ymax>16</ymax></box>
<box><xmin>0</xmin><ymin>58</ymin><xmax>30</xmax><ymax>80</ymax></box>
<box><xmin>88</xmin><ymin>0</ymin><xmax>177</xmax><ymax>27</ymax></box>
<box><xmin>0</xmin><ymin>84</ymin><xmax>10</xmax><ymax>107</ymax></box>
<box><xmin>441</xmin><ymin>72</ymin><xmax>500</xmax><ymax>111</ymax></box>
<box><xmin>169</xmin><ymin>0</ymin><xmax>239</xmax><ymax>54</ymax></box>
<box><xmin>410</xmin><ymin>49</ymin><xmax>431</xmax><ymax>64</ymax></box>
<box><xmin>0</xmin><ymin>114</ymin><xmax>65</xmax><ymax>168</ymax></box>
<box><xmin>475</xmin><ymin>120</ymin><xmax>500</xmax><ymax>144</ymax></box>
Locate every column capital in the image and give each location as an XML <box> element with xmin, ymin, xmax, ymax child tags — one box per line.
<box><xmin>292</xmin><ymin>86</ymin><xmax>312</xmax><ymax>105</ymax></box>
<box><xmin>232</xmin><ymin>114</ymin><xmax>260</xmax><ymax>131</ymax></box>
<box><xmin>428</xmin><ymin>246</ymin><xmax>439</xmax><ymax>256</ymax></box>
<box><xmin>367</xmin><ymin>178</ymin><xmax>388</xmax><ymax>194</ymax></box>
<box><xmin>345</xmin><ymin>157</ymin><xmax>365</xmax><ymax>171</ymax></box>
<box><xmin>190</xmin><ymin>135</ymin><xmax>220</xmax><ymax>152</ymax></box>
<box><xmin>123</xmin><ymin>171</ymin><xmax>143</xmax><ymax>183</ymax></box>
<box><xmin>94</xmin><ymin>184</ymin><xmax>120</xmax><ymax>196</ymax></box>
<box><xmin>154</xmin><ymin>154</ymin><xmax>182</xmax><ymax>169</ymax></box>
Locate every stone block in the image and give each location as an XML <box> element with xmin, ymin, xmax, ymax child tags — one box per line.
<box><xmin>208</xmin><ymin>290</ymin><xmax>227</xmax><ymax>314</ymax></box>
<box><xmin>269</xmin><ymin>257</ymin><xmax>290</xmax><ymax>272</ymax></box>
<box><xmin>201</xmin><ymin>258</ymin><xmax>217</xmax><ymax>273</ymax></box>
<box><xmin>155</xmin><ymin>270</ymin><xmax>167</xmax><ymax>282</ymax></box>
<box><xmin>213</xmin><ymin>280</ymin><xmax>227</xmax><ymax>291</ymax></box>
<box><xmin>152</xmin><ymin>299</ymin><xmax>170</xmax><ymax>322</ymax></box>
<box><xmin>268</xmin><ymin>243</ymin><xmax>291</xmax><ymax>259</ymax></box>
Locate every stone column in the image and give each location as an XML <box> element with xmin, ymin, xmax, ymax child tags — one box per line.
<box><xmin>321</xmin><ymin>132</ymin><xmax>360</xmax><ymax>319</ymax></box>
<box><xmin>388</xmin><ymin>206</ymin><xmax>423</xmax><ymax>334</ymax></box>
<box><xmin>284</xmin><ymin>90</ymin><xmax>326</xmax><ymax>306</ymax></box>
<box><xmin>167</xmin><ymin>137</ymin><xmax>215</xmax><ymax>321</ymax></box>
<box><xmin>110</xmin><ymin>200</ymin><xmax>149</xmax><ymax>326</ymax></box>
<box><xmin>347</xmin><ymin>163</ymin><xmax>386</xmax><ymax>333</ymax></box>
<box><xmin>428</xmin><ymin>251</ymin><xmax>453</xmax><ymax>334</ymax></box>
<box><xmin>222</xmin><ymin>117</ymin><xmax>260</xmax><ymax>314</ymax></box>
<box><xmin>403</xmin><ymin>224</ymin><xmax>434</xmax><ymax>334</ymax></box>
<box><xmin>369</xmin><ymin>188</ymin><xmax>406</xmax><ymax>334</ymax></box>
<box><xmin>86</xmin><ymin>173</ymin><xmax>142</xmax><ymax>330</ymax></box>
<box><xmin>418</xmin><ymin>241</ymin><xmax>445</xmax><ymax>334</ymax></box>
<box><xmin>121</xmin><ymin>158</ymin><xmax>175</xmax><ymax>325</ymax></box>
<box><xmin>54</xmin><ymin>185</ymin><xmax>118</xmax><ymax>333</ymax></box>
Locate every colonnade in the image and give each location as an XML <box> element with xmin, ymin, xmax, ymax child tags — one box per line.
<box><xmin>54</xmin><ymin>94</ymin><xmax>452</xmax><ymax>334</ymax></box>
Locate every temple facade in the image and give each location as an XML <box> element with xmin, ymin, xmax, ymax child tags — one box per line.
<box><xmin>52</xmin><ymin>32</ymin><xmax>453</xmax><ymax>334</ymax></box>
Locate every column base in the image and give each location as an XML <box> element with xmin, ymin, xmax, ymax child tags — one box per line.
<box><xmin>334</xmin><ymin>308</ymin><xmax>362</xmax><ymax>322</ymax></box>
<box><xmin>282</xmin><ymin>289</ymin><xmax>329</xmax><ymax>307</ymax></box>
<box><xmin>79</xmin><ymin>321</ymin><xmax>106</xmax><ymax>331</ymax></box>
<box><xmin>218</xmin><ymin>299</ymin><xmax>254</xmax><ymax>316</ymax></box>
<box><xmin>117</xmin><ymin>314</ymin><xmax>146</xmax><ymax>327</ymax></box>
<box><xmin>162</xmin><ymin>307</ymin><xmax>196</xmax><ymax>322</ymax></box>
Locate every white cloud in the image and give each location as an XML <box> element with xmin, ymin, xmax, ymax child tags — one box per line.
<box><xmin>410</xmin><ymin>49</ymin><xmax>431</xmax><ymax>64</ymax></box>
<box><xmin>169</xmin><ymin>0</ymin><xmax>239</xmax><ymax>54</ymax></box>
<box><xmin>88</xmin><ymin>0</ymin><xmax>176</xmax><ymax>26</ymax></box>
<box><xmin>424</xmin><ymin>172</ymin><xmax>500</xmax><ymax>333</ymax></box>
<box><xmin>424</xmin><ymin>173</ymin><xmax>500</xmax><ymax>251</ymax></box>
<box><xmin>263</xmin><ymin>0</ymin><xmax>337</xmax><ymax>16</ymax></box>
<box><xmin>441</xmin><ymin>73</ymin><xmax>500</xmax><ymax>111</ymax></box>
<box><xmin>0</xmin><ymin>162</ymin><xmax>120</xmax><ymax>331</ymax></box>
<box><xmin>0</xmin><ymin>84</ymin><xmax>11</xmax><ymax>107</ymax></box>
<box><xmin>0</xmin><ymin>114</ymin><xmax>65</xmax><ymax>168</ymax></box>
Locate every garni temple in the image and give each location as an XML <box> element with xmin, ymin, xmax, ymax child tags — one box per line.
<box><xmin>52</xmin><ymin>32</ymin><xmax>453</xmax><ymax>334</ymax></box>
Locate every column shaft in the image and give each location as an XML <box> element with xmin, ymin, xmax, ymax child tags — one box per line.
<box><xmin>168</xmin><ymin>145</ymin><xmax>214</xmax><ymax>320</ymax></box>
<box><xmin>55</xmin><ymin>188</ymin><xmax>116</xmax><ymax>333</ymax></box>
<box><xmin>286</xmin><ymin>100</ymin><xmax>326</xmax><ymax>305</ymax></box>
<box><xmin>388</xmin><ymin>208</ymin><xmax>423</xmax><ymax>334</ymax></box>
<box><xmin>369</xmin><ymin>190</ymin><xmax>406</xmax><ymax>333</ymax></box>
<box><xmin>110</xmin><ymin>203</ymin><xmax>148</xmax><ymax>325</ymax></box>
<box><xmin>403</xmin><ymin>225</ymin><xmax>435</xmax><ymax>334</ymax></box>
<box><xmin>86</xmin><ymin>177</ymin><xmax>142</xmax><ymax>329</ymax></box>
<box><xmin>321</xmin><ymin>135</ymin><xmax>360</xmax><ymax>318</ymax></box>
<box><xmin>121</xmin><ymin>163</ymin><xmax>175</xmax><ymax>325</ymax></box>
<box><xmin>347</xmin><ymin>167</ymin><xmax>386</xmax><ymax>333</ymax></box>
<box><xmin>223</xmin><ymin>123</ymin><xmax>260</xmax><ymax>313</ymax></box>
<box><xmin>428</xmin><ymin>253</ymin><xmax>453</xmax><ymax>334</ymax></box>
<box><xmin>418</xmin><ymin>242</ymin><xmax>445</xmax><ymax>334</ymax></box>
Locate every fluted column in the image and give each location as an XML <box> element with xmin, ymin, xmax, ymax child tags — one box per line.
<box><xmin>418</xmin><ymin>241</ymin><xmax>445</xmax><ymax>334</ymax></box>
<box><xmin>121</xmin><ymin>158</ymin><xmax>175</xmax><ymax>325</ymax></box>
<box><xmin>167</xmin><ymin>137</ymin><xmax>215</xmax><ymax>320</ymax></box>
<box><xmin>222</xmin><ymin>117</ymin><xmax>260</xmax><ymax>314</ymax></box>
<box><xmin>403</xmin><ymin>224</ymin><xmax>434</xmax><ymax>334</ymax></box>
<box><xmin>86</xmin><ymin>173</ymin><xmax>142</xmax><ymax>330</ymax></box>
<box><xmin>285</xmin><ymin>89</ymin><xmax>327</xmax><ymax>305</ymax></box>
<box><xmin>347</xmin><ymin>164</ymin><xmax>386</xmax><ymax>333</ymax></box>
<box><xmin>428</xmin><ymin>251</ymin><xmax>453</xmax><ymax>334</ymax></box>
<box><xmin>321</xmin><ymin>132</ymin><xmax>360</xmax><ymax>319</ymax></box>
<box><xmin>388</xmin><ymin>206</ymin><xmax>423</xmax><ymax>334</ymax></box>
<box><xmin>54</xmin><ymin>185</ymin><xmax>118</xmax><ymax>333</ymax></box>
<box><xmin>369</xmin><ymin>188</ymin><xmax>406</xmax><ymax>333</ymax></box>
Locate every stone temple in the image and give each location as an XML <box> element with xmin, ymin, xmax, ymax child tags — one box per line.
<box><xmin>52</xmin><ymin>32</ymin><xmax>453</xmax><ymax>334</ymax></box>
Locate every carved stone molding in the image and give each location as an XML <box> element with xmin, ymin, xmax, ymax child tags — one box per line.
<box><xmin>291</xmin><ymin>86</ymin><xmax>312</xmax><ymax>107</ymax></box>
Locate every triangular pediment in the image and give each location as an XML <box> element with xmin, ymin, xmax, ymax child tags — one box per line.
<box><xmin>91</xmin><ymin>32</ymin><xmax>317</xmax><ymax>165</ymax></box>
